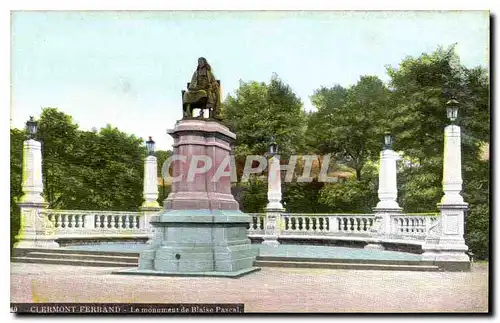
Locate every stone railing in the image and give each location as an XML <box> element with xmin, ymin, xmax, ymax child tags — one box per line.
<box><xmin>40</xmin><ymin>209</ymin><xmax>154</xmax><ymax>237</ymax></box>
<box><xmin>20</xmin><ymin>208</ymin><xmax>438</xmax><ymax>247</ymax></box>
<box><xmin>247</xmin><ymin>212</ymin><xmax>439</xmax><ymax>243</ymax></box>
<box><xmin>281</xmin><ymin>213</ymin><xmax>375</xmax><ymax>235</ymax></box>
<box><xmin>389</xmin><ymin>213</ymin><xmax>438</xmax><ymax>237</ymax></box>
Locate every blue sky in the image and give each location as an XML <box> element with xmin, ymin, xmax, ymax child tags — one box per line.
<box><xmin>11</xmin><ymin>11</ymin><xmax>489</xmax><ymax>150</ymax></box>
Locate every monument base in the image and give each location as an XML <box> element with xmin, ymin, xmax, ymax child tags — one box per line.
<box><xmin>116</xmin><ymin>210</ymin><xmax>258</xmax><ymax>277</ymax></box>
<box><xmin>114</xmin><ymin>267</ymin><xmax>261</xmax><ymax>278</ymax></box>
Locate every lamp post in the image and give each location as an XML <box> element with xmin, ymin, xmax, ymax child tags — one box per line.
<box><xmin>367</xmin><ymin>132</ymin><xmax>401</xmax><ymax>250</ymax></box>
<box><xmin>374</xmin><ymin>132</ymin><xmax>401</xmax><ymax>212</ymax></box>
<box><xmin>20</xmin><ymin>116</ymin><xmax>44</xmax><ymax>204</ymax></box>
<box><xmin>16</xmin><ymin>116</ymin><xmax>58</xmax><ymax>248</ymax></box>
<box><xmin>262</xmin><ymin>136</ymin><xmax>284</xmax><ymax>247</ymax></box>
<box><xmin>422</xmin><ymin>99</ymin><xmax>470</xmax><ymax>270</ymax></box>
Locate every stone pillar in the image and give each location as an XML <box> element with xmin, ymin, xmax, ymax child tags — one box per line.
<box><xmin>366</xmin><ymin>147</ymin><xmax>402</xmax><ymax>250</ymax></box>
<box><xmin>422</xmin><ymin>124</ymin><xmax>470</xmax><ymax>271</ymax></box>
<box><xmin>375</xmin><ymin>149</ymin><xmax>402</xmax><ymax>212</ymax></box>
<box><xmin>142</xmin><ymin>155</ymin><xmax>160</xmax><ymax>208</ymax></box>
<box><xmin>140</xmin><ymin>155</ymin><xmax>161</xmax><ymax>234</ymax></box>
<box><xmin>20</xmin><ymin>139</ymin><xmax>45</xmax><ymax>204</ymax></box>
<box><xmin>262</xmin><ymin>155</ymin><xmax>284</xmax><ymax>247</ymax></box>
<box><xmin>15</xmin><ymin>139</ymin><xmax>58</xmax><ymax>249</ymax></box>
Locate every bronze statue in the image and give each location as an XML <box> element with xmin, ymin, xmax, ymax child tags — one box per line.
<box><xmin>182</xmin><ymin>57</ymin><xmax>221</xmax><ymax>119</ymax></box>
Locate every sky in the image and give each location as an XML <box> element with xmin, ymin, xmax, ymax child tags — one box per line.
<box><xmin>10</xmin><ymin>10</ymin><xmax>489</xmax><ymax>150</ymax></box>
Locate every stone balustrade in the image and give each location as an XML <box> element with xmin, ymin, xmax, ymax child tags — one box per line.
<box><xmin>390</xmin><ymin>213</ymin><xmax>438</xmax><ymax>238</ymax></box>
<box><xmin>280</xmin><ymin>214</ymin><xmax>375</xmax><ymax>235</ymax></box>
<box><xmin>248</xmin><ymin>212</ymin><xmax>438</xmax><ymax>243</ymax></box>
<box><xmin>25</xmin><ymin>209</ymin><xmax>439</xmax><ymax>247</ymax></box>
<box><xmin>42</xmin><ymin>209</ymin><xmax>146</xmax><ymax>237</ymax></box>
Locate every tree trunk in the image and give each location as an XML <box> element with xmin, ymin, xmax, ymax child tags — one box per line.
<box><xmin>355</xmin><ymin>168</ymin><xmax>362</xmax><ymax>181</ymax></box>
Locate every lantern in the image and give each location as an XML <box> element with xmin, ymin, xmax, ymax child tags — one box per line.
<box><xmin>146</xmin><ymin>136</ymin><xmax>155</xmax><ymax>156</ymax></box>
<box><xmin>268</xmin><ymin>137</ymin><xmax>278</xmax><ymax>155</ymax></box>
<box><xmin>26</xmin><ymin>116</ymin><xmax>37</xmax><ymax>139</ymax></box>
<box><xmin>446</xmin><ymin>98</ymin><xmax>459</xmax><ymax>122</ymax></box>
<box><xmin>383</xmin><ymin>132</ymin><xmax>393</xmax><ymax>150</ymax></box>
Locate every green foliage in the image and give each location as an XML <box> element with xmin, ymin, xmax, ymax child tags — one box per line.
<box><xmin>397</xmin><ymin>157</ymin><xmax>442</xmax><ymax>213</ymax></box>
<box><xmin>283</xmin><ymin>181</ymin><xmax>331</xmax><ymax>213</ymax></box>
<box><xmin>463</xmin><ymin>160</ymin><xmax>490</xmax><ymax>260</ymax></box>
<box><xmin>31</xmin><ymin>108</ymin><xmax>146</xmax><ymax>211</ymax></box>
<box><xmin>318</xmin><ymin>163</ymin><xmax>378</xmax><ymax>213</ymax></box>
<box><xmin>156</xmin><ymin>150</ymin><xmax>172</xmax><ymax>205</ymax></box>
<box><xmin>10</xmin><ymin>128</ymin><xmax>26</xmax><ymax>250</ymax></box>
<box><xmin>236</xmin><ymin>177</ymin><xmax>268</xmax><ymax>213</ymax></box>
<box><xmin>221</xmin><ymin>74</ymin><xmax>307</xmax><ymax>157</ymax></box>
<box><xmin>308</xmin><ymin>76</ymin><xmax>391</xmax><ymax>180</ymax></box>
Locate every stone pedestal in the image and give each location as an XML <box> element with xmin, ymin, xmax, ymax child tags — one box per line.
<box><xmin>15</xmin><ymin>202</ymin><xmax>59</xmax><ymax>249</ymax></box>
<box><xmin>119</xmin><ymin>119</ymin><xmax>258</xmax><ymax>277</ymax></box>
<box><xmin>421</xmin><ymin>203</ymin><xmax>470</xmax><ymax>270</ymax></box>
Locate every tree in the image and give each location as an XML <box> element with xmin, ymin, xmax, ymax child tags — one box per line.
<box><xmin>10</xmin><ymin>128</ymin><xmax>26</xmax><ymax>249</ymax></box>
<box><xmin>34</xmin><ymin>108</ymin><xmax>146</xmax><ymax>211</ymax></box>
<box><xmin>309</xmin><ymin>76</ymin><xmax>391</xmax><ymax>180</ymax></box>
<box><xmin>221</xmin><ymin>74</ymin><xmax>307</xmax><ymax>157</ymax></box>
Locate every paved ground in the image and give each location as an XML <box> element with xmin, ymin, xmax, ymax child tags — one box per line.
<box><xmin>11</xmin><ymin>262</ymin><xmax>488</xmax><ymax>313</ymax></box>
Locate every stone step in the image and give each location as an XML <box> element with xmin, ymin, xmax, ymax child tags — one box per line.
<box><xmin>256</xmin><ymin>256</ymin><xmax>432</xmax><ymax>266</ymax></box>
<box><xmin>11</xmin><ymin>257</ymin><xmax>137</xmax><ymax>267</ymax></box>
<box><xmin>24</xmin><ymin>252</ymin><xmax>139</xmax><ymax>263</ymax></box>
<box><xmin>13</xmin><ymin>248</ymin><xmax>141</xmax><ymax>258</ymax></box>
<box><xmin>254</xmin><ymin>260</ymin><xmax>441</xmax><ymax>272</ymax></box>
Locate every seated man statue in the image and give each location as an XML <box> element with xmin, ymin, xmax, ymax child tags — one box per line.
<box><xmin>182</xmin><ymin>57</ymin><xmax>221</xmax><ymax>119</ymax></box>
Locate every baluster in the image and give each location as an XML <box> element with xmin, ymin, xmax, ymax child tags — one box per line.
<box><xmin>70</xmin><ymin>214</ymin><xmax>77</xmax><ymax>229</ymax></box>
<box><xmin>59</xmin><ymin>214</ymin><xmax>65</xmax><ymax>229</ymax></box>
<box><xmin>95</xmin><ymin>215</ymin><xmax>101</xmax><ymax>229</ymax></box>
<box><xmin>284</xmin><ymin>216</ymin><xmax>289</xmax><ymax>231</ymax></box>
<box><xmin>75</xmin><ymin>214</ymin><xmax>81</xmax><ymax>228</ymax></box>
<box><xmin>135</xmin><ymin>216</ymin><xmax>140</xmax><ymax>229</ymax></box>
<box><xmin>124</xmin><ymin>215</ymin><xmax>130</xmax><ymax>229</ymax></box>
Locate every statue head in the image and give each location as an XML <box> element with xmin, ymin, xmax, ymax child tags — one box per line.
<box><xmin>197</xmin><ymin>57</ymin><xmax>211</xmax><ymax>71</ymax></box>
